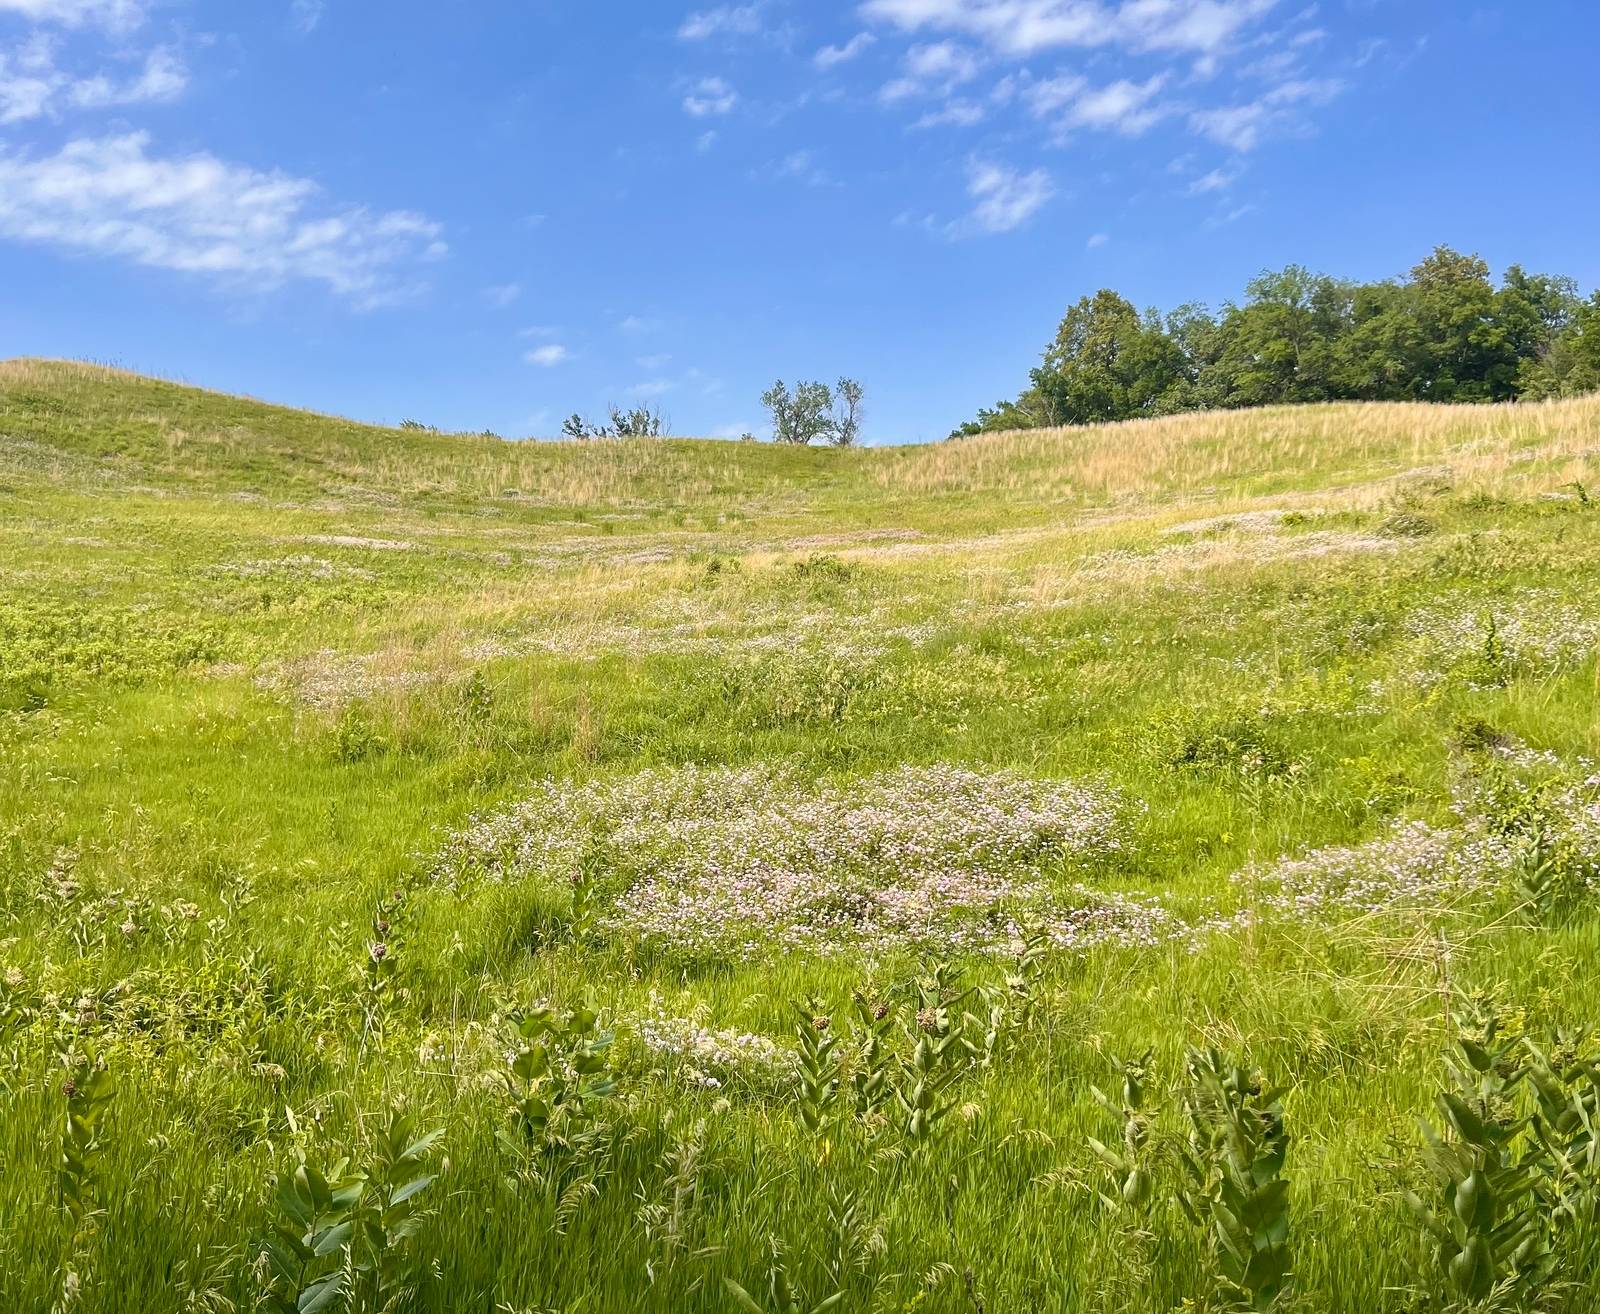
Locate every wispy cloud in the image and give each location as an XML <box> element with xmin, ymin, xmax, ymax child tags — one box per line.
<box><xmin>682</xmin><ymin>75</ymin><xmax>738</xmax><ymax>116</ymax></box>
<box><xmin>1027</xmin><ymin>72</ymin><xmax>1171</xmax><ymax>136</ymax></box>
<box><xmin>912</xmin><ymin>99</ymin><xmax>985</xmax><ymax>129</ymax></box>
<box><xmin>525</xmin><ymin>343</ymin><xmax>570</xmax><ymax>367</ymax></box>
<box><xmin>959</xmin><ymin>157</ymin><xmax>1054</xmax><ymax>235</ymax></box>
<box><xmin>678</xmin><ymin>4</ymin><xmax>764</xmax><ymax>40</ymax></box>
<box><xmin>0</xmin><ymin>132</ymin><xmax>445</xmax><ymax>306</ymax></box>
<box><xmin>1190</xmin><ymin>77</ymin><xmax>1342</xmax><ymax>150</ymax></box>
<box><xmin>482</xmin><ymin>282</ymin><xmax>521</xmax><ymax>308</ymax></box>
<box><xmin>772</xmin><ymin>148</ymin><xmax>834</xmax><ymax>187</ymax></box>
<box><xmin>1186</xmin><ymin>162</ymin><xmax>1240</xmax><ymax>194</ymax></box>
<box><xmin>0</xmin><ymin>0</ymin><xmax>146</xmax><ymax>29</ymax></box>
<box><xmin>814</xmin><ymin>32</ymin><xmax>876</xmax><ymax>68</ymax></box>
<box><xmin>0</xmin><ymin>39</ymin><xmax>186</xmax><ymax>124</ymax></box>
<box><xmin>860</xmin><ymin>0</ymin><xmax>1277</xmax><ymax>57</ymax></box>
<box><xmin>880</xmin><ymin>39</ymin><xmax>980</xmax><ymax>102</ymax></box>
<box><xmin>290</xmin><ymin>0</ymin><xmax>324</xmax><ymax>34</ymax></box>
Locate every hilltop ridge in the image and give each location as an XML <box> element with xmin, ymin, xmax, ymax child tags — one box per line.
<box><xmin>4</xmin><ymin>358</ymin><xmax>1598</xmax><ymax>529</ymax></box>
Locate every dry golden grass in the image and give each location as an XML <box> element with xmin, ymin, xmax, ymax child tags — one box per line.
<box><xmin>871</xmin><ymin>396</ymin><xmax>1600</xmax><ymax>503</ymax></box>
<box><xmin>7</xmin><ymin>357</ymin><xmax>1598</xmax><ymax>523</ymax></box>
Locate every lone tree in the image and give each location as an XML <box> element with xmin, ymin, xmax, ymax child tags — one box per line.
<box><xmin>761</xmin><ymin>378</ymin><xmax>866</xmax><ymax>445</ymax></box>
<box><xmin>832</xmin><ymin>377</ymin><xmax>864</xmax><ymax>446</ymax></box>
<box><xmin>761</xmin><ymin>380</ymin><xmax>834</xmax><ymax>445</ymax></box>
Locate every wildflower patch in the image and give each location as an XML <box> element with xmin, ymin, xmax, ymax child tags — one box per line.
<box><xmin>434</xmin><ymin>764</ymin><xmax>1128</xmax><ymax>955</ymax></box>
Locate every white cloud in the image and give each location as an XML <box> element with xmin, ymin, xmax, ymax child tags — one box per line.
<box><xmin>678</xmin><ymin>4</ymin><xmax>764</xmax><ymax>39</ymax></box>
<box><xmin>1189</xmin><ymin>103</ymin><xmax>1264</xmax><ymax>150</ymax></box>
<box><xmin>637</xmin><ymin>353</ymin><xmax>672</xmax><ymax>370</ymax></box>
<box><xmin>859</xmin><ymin>0</ymin><xmax>1277</xmax><ymax>57</ymax></box>
<box><xmin>1028</xmin><ymin>72</ymin><xmax>1170</xmax><ymax>135</ymax></box>
<box><xmin>1186</xmin><ymin>163</ymin><xmax>1239</xmax><ymax>193</ymax></box>
<box><xmin>960</xmin><ymin>158</ymin><xmax>1054</xmax><ymax>235</ymax></box>
<box><xmin>1086</xmin><ymin>231</ymin><xmax>1109</xmax><ymax>248</ymax></box>
<box><xmin>290</xmin><ymin>0</ymin><xmax>324</xmax><ymax>33</ymax></box>
<box><xmin>1064</xmin><ymin>74</ymin><xmax>1169</xmax><ymax>133</ymax></box>
<box><xmin>68</xmin><ymin>47</ymin><xmax>186</xmax><ymax>108</ymax></box>
<box><xmin>695</xmin><ymin>129</ymin><xmax>718</xmax><ymax>152</ymax></box>
<box><xmin>1190</xmin><ymin>76</ymin><xmax>1341</xmax><ymax>150</ymax></box>
<box><xmin>1204</xmin><ymin>201</ymin><xmax>1256</xmax><ymax>228</ymax></box>
<box><xmin>525</xmin><ymin>344</ymin><xmax>570</xmax><ymax>367</ymax></box>
<box><xmin>815</xmin><ymin>32</ymin><xmax>876</xmax><ymax>68</ymax></box>
<box><xmin>773</xmin><ymin>148</ymin><xmax>833</xmax><ymax>186</ymax></box>
<box><xmin>1023</xmin><ymin>72</ymin><xmax>1085</xmax><ymax>116</ymax></box>
<box><xmin>1</xmin><ymin>39</ymin><xmax>186</xmax><ymax>123</ymax></box>
<box><xmin>912</xmin><ymin>99</ymin><xmax>985</xmax><ymax>129</ymax></box>
<box><xmin>482</xmin><ymin>282</ymin><xmax>521</xmax><ymax>308</ymax></box>
<box><xmin>682</xmin><ymin>75</ymin><xmax>737</xmax><ymax>116</ymax></box>
<box><xmin>880</xmin><ymin>39</ymin><xmax>980</xmax><ymax>101</ymax></box>
<box><xmin>0</xmin><ymin>0</ymin><xmax>145</xmax><ymax>28</ymax></box>
<box><xmin>1121</xmin><ymin>0</ymin><xmax>1277</xmax><ymax>53</ymax></box>
<box><xmin>0</xmin><ymin>35</ymin><xmax>55</xmax><ymax>123</ymax></box>
<box><xmin>0</xmin><ymin>132</ymin><xmax>446</xmax><ymax>306</ymax></box>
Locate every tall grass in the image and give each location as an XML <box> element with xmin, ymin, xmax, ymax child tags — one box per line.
<box><xmin>1</xmin><ymin>362</ymin><xmax>1599</xmax><ymax>1311</ymax></box>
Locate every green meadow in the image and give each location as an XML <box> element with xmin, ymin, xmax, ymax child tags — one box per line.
<box><xmin>3</xmin><ymin>357</ymin><xmax>1599</xmax><ymax>1312</ymax></box>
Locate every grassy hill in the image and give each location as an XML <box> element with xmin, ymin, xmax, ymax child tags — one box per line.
<box><xmin>3</xmin><ymin>358</ymin><xmax>1600</xmax><ymax>1312</ymax></box>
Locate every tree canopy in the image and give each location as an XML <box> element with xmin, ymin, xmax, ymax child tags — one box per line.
<box><xmin>953</xmin><ymin>246</ymin><xmax>1599</xmax><ymax>438</ymax></box>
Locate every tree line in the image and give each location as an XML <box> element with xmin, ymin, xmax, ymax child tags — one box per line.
<box><xmin>953</xmin><ymin>246</ymin><xmax>1600</xmax><ymax>438</ymax></box>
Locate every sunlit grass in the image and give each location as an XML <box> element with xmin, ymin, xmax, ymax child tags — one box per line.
<box><xmin>2</xmin><ymin>361</ymin><xmax>1599</xmax><ymax>1311</ymax></box>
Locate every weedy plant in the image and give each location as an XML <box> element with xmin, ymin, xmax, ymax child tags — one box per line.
<box><xmin>259</xmin><ymin>1158</ymin><xmax>363</xmax><ymax>1314</ymax></box>
<box><xmin>567</xmin><ymin>847</ymin><xmax>602</xmax><ymax>945</ymax></box>
<box><xmin>360</xmin><ymin>898</ymin><xmax>400</xmax><ymax>1058</ymax></box>
<box><xmin>1175</xmin><ymin>1050</ymin><xmax>1293</xmax><ymax>1312</ymax></box>
<box><xmin>1512</xmin><ymin>829</ymin><xmax>1595</xmax><ymax>925</ymax></box>
<box><xmin>970</xmin><ymin>921</ymin><xmax>1051</xmax><ymax>1067</ymax></box>
<box><xmin>1405</xmin><ymin>1000</ymin><xmax>1549</xmax><ymax>1306</ymax></box>
<box><xmin>895</xmin><ymin>964</ymin><xmax>978</xmax><ymax>1142</ymax></box>
<box><xmin>794</xmin><ymin>1003</ymin><xmax>842</xmax><ymax>1137</ymax></box>
<box><xmin>497</xmin><ymin>998</ymin><xmax>618</xmax><ymax>1204</ymax></box>
<box><xmin>259</xmin><ymin>1111</ymin><xmax>444</xmax><ymax>1314</ymax></box>
<box><xmin>57</xmin><ymin>1049</ymin><xmax>114</xmax><ymax>1225</ymax></box>
<box><xmin>1086</xmin><ymin>1049</ymin><xmax>1157</xmax><ymax>1212</ymax></box>
<box><xmin>847</xmin><ymin>993</ymin><xmax>898</xmax><ymax>1119</ymax></box>
<box><xmin>1525</xmin><ymin>1030</ymin><xmax>1600</xmax><ymax>1232</ymax></box>
<box><xmin>1002</xmin><ymin>919</ymin><xmax>1049</xmax><ymax>1032</ymax></box>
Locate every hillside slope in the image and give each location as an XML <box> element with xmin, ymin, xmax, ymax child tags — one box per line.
<box><xmin>3</xmin><ymin>360</ymin><xmax>1600</xmax><ymax>1311</ymax></box>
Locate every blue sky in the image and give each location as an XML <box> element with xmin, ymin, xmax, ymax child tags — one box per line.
<box><xmin>1</xmin><ymin>1</ymin><xmax>1596</xmax><ymax>443</ymax></box>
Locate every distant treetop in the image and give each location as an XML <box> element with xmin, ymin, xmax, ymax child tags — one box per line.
<box><xmin>952</xmin><ymin>246</ymin><xmax>1600</xmax><ymax>439</ymax></box>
